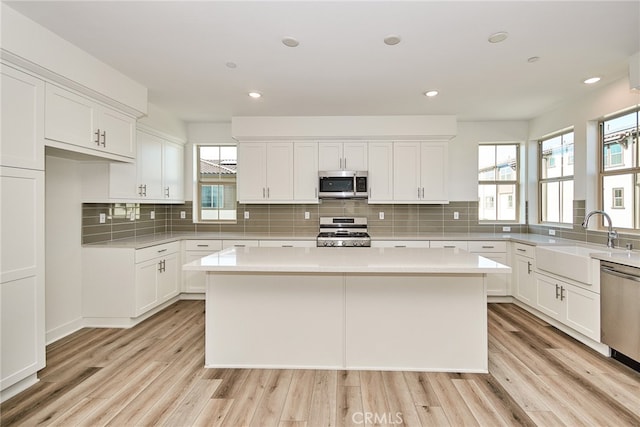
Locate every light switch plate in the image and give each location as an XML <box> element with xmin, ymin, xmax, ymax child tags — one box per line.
<box><xmin>379</xmin><ymin>212</ymin><xmax>384</xmax><ymax>220</ymax></box>
<box><xmin>180</xmin><ymin>211</ymin><xmax>186</xmax><ymax>219</ymax></box>
<box><xmin>150</xmin><ymin>211</ymin><xmax>155</xmax><ymax>220</ymax></box>
<box><xmin>454</xmin><ymin>212</ymin><xmax>459</xmax><ymax>220</ymax></box>
<box><xmin>304</xmin><ymin>211</ymin><xmax>310</xmax><ymax>220</ymax></box>
<box><xmin>244</xmin><ymin>211</ymin><xmax>250</xmax><ymax>219</ymax></box>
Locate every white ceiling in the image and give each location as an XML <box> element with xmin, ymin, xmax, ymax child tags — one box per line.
<box><xmin>5</xmin><ymin>1</ymin><xmax>640</xmax><ymax>123</ymax></box>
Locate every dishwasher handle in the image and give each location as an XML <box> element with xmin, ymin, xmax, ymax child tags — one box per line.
<box><xmin>601</xmin><ymin>266</ymin><xmax>640</xmax><ymax>282</ymax></box>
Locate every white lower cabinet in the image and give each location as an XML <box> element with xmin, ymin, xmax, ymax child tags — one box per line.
<box><xmin>259</xmin><ymin>240</ymin><xmax>316</xmax><ymax>247</ymax></box>
<box><xmin>469</xmin><ymin>241</ymin><xmax>509</xmax><ymax>296</ymax></box>
<box><xmin>512</xmin><ymin>243</ymin><xmax>536</xmax><ymax>305</ymax></box>
<box><xmin>82</xmin><ymin>242</ymin><xmax>180</xmax><ymax>324</ymax></box>
<box><xmin>535</xmin><ymin>271</ymin><xmax>600</xmax><ymax>341</ymax></box>
<box><xmin>183</xmin><ymin>240</ymin><xmax>223</xmax><ymax>293</ymax></box>
<box><xmin>371</xmin><ymin>240</ymin><xmax>430</xmax><ymax>248</ymax></box>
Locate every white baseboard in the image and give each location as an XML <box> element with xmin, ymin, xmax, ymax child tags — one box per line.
<box><xmin>1</xmin><ymin>374</ymin><xmax>39</xmax><ymax>403</ymax></box>
<box><xmin>46</xmin><ymin>317</ymin><xmax>84</xmax><ymax>345</ymax></box>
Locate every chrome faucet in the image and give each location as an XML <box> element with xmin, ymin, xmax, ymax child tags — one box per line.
<box><xmin>582</xmin><ymin>210</ymin><xmax>618</xmax><ymax>248</ymax></box>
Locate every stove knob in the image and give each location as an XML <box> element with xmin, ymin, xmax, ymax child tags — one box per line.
<box><xmin>329</xmin><ymin>241</ymin><xmax>336</xmax><ymax>247</ymax></box>
<box><xmin>322</xmin><ymin>241</ymin><xmax>328</xmax><ymax>247</ymax></box>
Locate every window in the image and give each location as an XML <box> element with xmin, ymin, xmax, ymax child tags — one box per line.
<box><xmin>600</xmin><ymin>108</ymin><xmax>640</xmax><ymax>229</ymax></box>
<box><xmin>197</xmin><ymin>145</ymin><xmax>237</xmax><ymax>222</ymax></box>
<box><xmin>612</xmin><ymin>188</ymin><xmax>624</xmax><ymax>208</ymax></box>
<box><xmin>478</xmin><ymin>144</ymin><xmax>518</xmax><ymax>221</ymax></box>
<box><xmin>539</xmin><ymin>130</ymin><xmax>574</xmax><ymax>224</ymax></box>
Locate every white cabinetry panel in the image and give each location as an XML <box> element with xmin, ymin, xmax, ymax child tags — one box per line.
<box><xmin>1</xmin><ymin>65</ymin><xmax>45</xmax><ymax>170</ymax></box>
<box><xmin>318</xmin><ymin>141</ymin><xmax>367</xmax><ymax>171</ymax></box>
<box><xmin>237</xmin><ymin>142</ymin><xmax>294</xmax><ymax>203</ymax></box>
<box><xmin>393</xmin><ymin>141</ymin><xmax>448</xmax><ymax>203</ymax></box>
<box><xmin>293</xmin><ymin>141</ymin><xmax>318</xmax><ymax>202</ymax></box>
<box><xmin>367</xmin><ymin>142</ymin><xmax>393</xmax><ymax>202</ymax></box>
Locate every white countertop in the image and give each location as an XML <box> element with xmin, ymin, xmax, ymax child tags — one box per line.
<box><xmin>183</xmin><ymin>246</ymin><xmax>512</xmax><ymax>274</ymax></box>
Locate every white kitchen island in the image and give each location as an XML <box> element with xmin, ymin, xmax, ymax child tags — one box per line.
<box><xmin>183</xmin><ymin>246</ymin><xmax>510</xmax><ymax>373</ymax></box>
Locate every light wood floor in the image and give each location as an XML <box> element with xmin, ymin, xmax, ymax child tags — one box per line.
<box><xmin>2</xmin><ymin>301</ymin><xmax>640</xmax><ymax>426</ymax></box>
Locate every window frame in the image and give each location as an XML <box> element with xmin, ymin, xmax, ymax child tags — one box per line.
<box><xmin>195</xmin><ymin>143</ymin><xmax>238</xmax><ymax>224</ymax></box>
<box><xmin>477</xmin><ymin>143</ymin><xmax>520</xmax><ymax>223</ymax></box>
<box><xmin>538</xmin><ymin>129</ymin><xmax>575</xmax><ymax>225</ymax></box>
<box><xmin>598</xmin><ymin>107</ymin><xmax>640</xmax><ymax>231</ymax></box>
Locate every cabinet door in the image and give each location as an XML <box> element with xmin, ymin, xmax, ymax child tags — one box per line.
<box><xmin>183</xmin><ymin>251</ymin><xmax>212</xmax><ymax>293</ymax></box>
<box><xmin>393</xmin><ymin>142</ymin><xmax>421</xmax><ymax>202</ymax></box>
<box><xmin>514</xmin><ymin>255</ymin><xmax>536</xmax><ymax>305</ymax></box>
<box><xmin>294</xmin><ymin>141</ymin><xmax>318</xmax><ymax>201</ymax></box>
<box><xmin>1</xmin><ymin>66</ymin><xmax>44</xmax><ymax>170</ymax></box>
<box><xmin>158</xmin><ymin>253</ymin><xmax>179</xmax><ymax>301</ymax></box>
<box><xmin>109</xmin><ymin>161</ymin><xmax>138</xmax><ymax>199</ymax></box>
<box><xmin>99</xmin><ymin>107</ymin><xmax>135</xmax><ymax>158</ymax></box>
<box><xmin>368</xmin><ymin>142</ymin><xmax>393</xmax><ymax>202</ymax></box>
<box><xmin>265</xmin><ymin>142</ymin><xmax>294</xmax><ymax>201</ymax></box>
<box><xmin>44</xmin><ymin>84</ymin><xmax>97</xmax><ymax>150</ymax></box>
<box><xmin>135</xmin><ymin>258</ymin><xmax>159</xmax><ymax>316</ymax></box>
<box><xmin>482</xmin><ymin>253</ymin><xmax>509</xmax><ymax>296</ymax></box>
<box><xmin>420</xmin><ymin>142</ymin><xmax>448</xmax><ymax>202</ymax></box>
<box><xmin>137</xmin><ymin>132</ymin><xmax>163</xmax><ymax>200</ymax></box>
<box><xmin>564</xmin><ymin>283</ymin><xmax>600</xmax><ymax>340</ymax></box>
<box><xmin>318</xmin><ymin>142</ymin><xmax>343</xmax><ymax>170</ymax></box>
<box><xmin>343</xmin><ymin>142</ymin><xmax>367</xmax><ymax>170</ymax></box>
<box><xmin>237</xmin><ymin>142</ymin><xmax>267</xmax><ymax>202</ymax></box>
<box><xmin>163</xmin><ymin>141</ymin><xmax>184</xmax><ymax>201</ymax></box>
<box><xmin>535</xmin><ymin>273</ymin><xmax>564</xmax><ymax>320</ymax></box>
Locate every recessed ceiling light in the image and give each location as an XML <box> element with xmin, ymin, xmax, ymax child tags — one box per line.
<box><xmin>248</xmin><ymin>92</ymin><xmax>262</xmax><ymax>99</ymax></box>
<box><xmin>488</xmin><ymin>31</ymin><xmax>508</xmax><ymax>43</ymax></box>
<box><xmin>282</xmin><ymin>37</ymin><xmax>299</xmax><ymax>48</ymax></box>
<box><xmin>383</xmin><ymin>34</ymin><xmax>402</xmax><ymax>46</ymax></box>
<box><xmin>424</xmin><ymin>90</ymin><xmax>439</xmax><ymax>97</ymax></box>
<box><xmin>225</xmin><ymin>61</ymin><xmax>237</xmax><ymax>69</ymax></box>
<box><xmin>583</xmin><ymin>77</ymin><xmax>601</xmax><ymax>84</ymax></box>
<box><xmin>527</xmin><ymin>56</ymin><xmax>540</xmax><ymax>63</ymax></box>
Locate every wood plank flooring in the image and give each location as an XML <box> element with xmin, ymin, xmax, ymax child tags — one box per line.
<box><xmin>2</xmin><ymin>301</ymin><xmax>640</xmax><ymax>426</ymax></box>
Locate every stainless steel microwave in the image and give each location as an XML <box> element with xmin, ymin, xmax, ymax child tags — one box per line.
<box><xmin>318</xmin><ymin>171</ymin><xmax>368</xmax><ymax>199</ymax></box>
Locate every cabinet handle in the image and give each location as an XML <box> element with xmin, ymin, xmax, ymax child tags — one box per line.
<box><xmin>421</xmin><ymin>187</ymin><xmax>425</xmax><ymax>198</ymax></box>
<box><xmin>315</xmin><ymin>187</ymin><xmax>318</xmax><ymax>198</ymax></box>
<box><xmin>344</xmin><ymin>158</ymin><xmax>347</xmax><ymax>169</ymax></box>
<box><xmin>196</xmin><ymin>244</ymin><xmax>209</xmax><ymax>247</ymax></box>
<box><xmin>94</xmin><ymin>129</ymin><xmax>101</xmax><ymax>145</ymax></box>
<box><xmin>482</xmin><ymin>245</ymin><xmax>494</xmax><ymax>249</ymax></box>
<box><xmin>263</xmin><ymin>188</ymin><xmax>266</xmax><ymax>198</ymax></box>
<box><xmin>234</xmin><ymin>244</ymin><xmax>246</xmax><ymax>247</ymax></box>
<box><xmin>555</xmin><ymin>284</ymin><xmax>560</xmax><ymax>299</ymax></box>
<box><xmin>527</xmin><ymin>261</ymin><xmax>532</xmax><ymax>274</ymax></box>
<box><xmin>444</xmin><ymin>245</ymin><xmax>456</xmax><ymax>248</ymax></box>
<box><xmin>101</xmin><ymin>130</ymin><xmax>106</xmax><ymax>147</ymax></box>
<box><xmin>165</xmin><ymin>187</ymin><xmax>170</xmax><ymax>198</ymax></box>
<box><xmin>267</xmin><ymin>187</ymin><xmax>270</xmax><ymax>198</ymax></box>
<box><xmin>157</xmin><ymin>248</ymin><xmax>167</xmax><ymax>253</ymax></box>
<box><xmin>517</xmin><ymin>248</ymin><xmax>526</xmax><ymax>252</ymax></box>
<box><xmin>282</xmin><ymin>245</ymin><xmax>293</xmax><ymax>247</ymax></box>
<box><xmin>560</xmin><ymin>286</ymin><xmax>565</xmax><ymax>301</ymax></box>
<box><xmin>138</xmin><ymin>185</ymin><xmax>143</xmax><ymax>196</ymax></box>
<box><xmin>158</xmin><ymin>260</ymin><xmax>163</xmax><ymax>272</ymax></box>
<box><xmin>395</xmin><ymin>245</ymin><xmax>407</xmax><ymax>248</ymax></box>
<box><xmin>418</xmin><ymin>187</ymin><xmax>421</xmax><ymax>199</ymax></box>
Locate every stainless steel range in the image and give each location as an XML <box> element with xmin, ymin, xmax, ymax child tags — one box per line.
<box><xmin>316</xmin><ymin>217</ymin><xmax>371</xmax><ymax>247</ymax></box>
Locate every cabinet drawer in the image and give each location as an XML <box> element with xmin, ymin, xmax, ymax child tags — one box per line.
<box><xmin>371</xmin><ymin>240</ymin><xmax>429</xmax><ymax>248</ymax></box>
<box><xmin>222</xmin><ymin>240</ymin><xmax>260</xmax><ymax>249</ymax></box>
<box><xmin>430</xmin><ymin>241</ymin><xmax>468</xmax><ymax>250</ymax></box>
<box><xmin>135</xmin><ymin>241</ymin><xmax>180</xmax><ymax>263</ymax></box>
<box><xmin>513</xmin><ymin>242</ymin><xmax>535</xmax><ymax>258</ymax></box>
<box><xmin>468</xmin><ymin>241</ymin><xmax>507</xmax><ymax>253</ymax></box>
<box><xmin>185</xmin><ymin>240</ymin><xmax>223</xmax><ymax>251</ymax></box>
<box><xmin>259</xmin><ymin>240</ymin><xmax>316</xmax><ymax>248</ymax></box>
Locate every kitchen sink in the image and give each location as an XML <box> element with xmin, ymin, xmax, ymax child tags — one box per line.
<box><xmin>535</xmin><ymin>245</ymin><xmax>609</xmax><ymax>284</ymax></box>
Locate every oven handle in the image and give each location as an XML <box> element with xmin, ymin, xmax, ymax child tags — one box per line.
<box><xmin>601</xmin><ymin>266</ymin><xmax>640</xmax><ymax>282</ymax></box>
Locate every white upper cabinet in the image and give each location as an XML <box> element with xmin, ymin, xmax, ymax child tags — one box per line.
<box><xmin>367</xmin><ymin>141</ymin><xmax>393</xmax><ymax>202</ymax></box>
<box><xmin>1</xmin><ymin>65</ymin><xmax>45</xmax><ymax>170</ymax></box>
<box><xmin>393</xmin><ymin>141</ymin><xmax>448</xmax><ymax>203</ymax></box>
<box><xmin>44</xmin><ymin>83</ymin><xmax>136</xmax><ymax>161</ymax></box>
<box><xmin>237</xmin><ymin>142</ymin><xmax>294</xmax><ymax>203</ymax></box>
<box><xmin>293</xmin><ymin>141</ymin><xmax>319</xmax><ymax>202</ymax></box>
<box><xmin>318</xmin><ymin>141</ymin><xmax>367</xmax><ymax>171</ymax></box>
<box><xmin>162</xmin><ymin>140</ymin><xmax>184</xmax><ymax>201</ymax></box>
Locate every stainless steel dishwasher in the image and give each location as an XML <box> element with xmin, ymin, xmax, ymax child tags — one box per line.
<box><xmin>600</xmin><ymin>261</ymin><xmax>640</xmax><ymax>370</ymax></box>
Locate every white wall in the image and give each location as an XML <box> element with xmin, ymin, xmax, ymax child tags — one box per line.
<box><xmin>138</xmin><ymin>102</ymin><xmax>187</xmax><ymax>141</ymax></box>
<box><xmin>44</xmin><ymin>155</ymin><xmax>83</xmax><ymax>343</ymax></box>
<box><xmin>449</xmin><ymin>121</ymin><xmax>529</xmax><ymax>201</ymax></box>
<box><xmin>528</xmin><ymin>76</ymin><xmax>640</xmax><ymax>215</ymax></box>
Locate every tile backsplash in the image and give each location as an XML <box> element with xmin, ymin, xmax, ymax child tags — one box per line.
<box><xmin>82</xmin><ymin>200</ymin><xmax>527</xmax><ymax>244</ymax></box>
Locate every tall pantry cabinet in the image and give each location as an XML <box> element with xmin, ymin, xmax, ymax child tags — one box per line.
<box><xmin>0</xmin><ymin>64</ymin><xmax>46</xmax><ymax>399</ymax></box>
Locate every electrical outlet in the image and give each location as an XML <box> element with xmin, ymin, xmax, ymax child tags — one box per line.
<box><xmin>180</xmin><ymin>211</ymin><xmax>186</xmax><ymax>219</ymax></box>
<box><xmin>99</xmin><ymin>213</ymin><xmax>106</xmax><ymax>224</ymax></box>
<box><xmin>454</xmin><ymin>212</ymin><xmax>459</xmax><ymax>220</ymax></box>
<box><xmin>304</xmin><ymin>211</ymin><xmax>310</xmax><ymax>220</ymax></box>
<box><xmin>379</xmin><ymin>211</ymin><xmax>385</xmax><ymax>220</ymax></box>
<box><xmin>244</xmin><ymin>211</ymin><xmax>250</xmax><ymax>219</ymax></box>
<box><xmin>549</xmin><ymin>229</ymin><xmax>556</xmax><ymax>236</ymax></box>
<box><xmin>129</xmin><ymin>210</ymin><xmax>136</xmax><ymax>221</ymax></box>
<box><xmin>502</xmin><ymin>226</ymin><xmax>511</xmax><ymax>232</ymax></box>
<box><xmin>150</xmin><ymin>210</ymin><xmax>155</xmax><ymax>220</ymax></box>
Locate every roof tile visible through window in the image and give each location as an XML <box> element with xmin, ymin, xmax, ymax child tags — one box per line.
<box><xmin>200</xmin><ymin>159</ymin><xmax>237</xmax><ymax>175</ymax></box>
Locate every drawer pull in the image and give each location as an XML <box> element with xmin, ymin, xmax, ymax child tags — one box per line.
<box><xmin>282</xmin><ymin>245</ymin><xmax>293</xmax><ymax>247</ymax></box>
<box><xmin>157</xmin><ymin>249</ymin><xmax>167</xmax><ymax>253</ymax></box>
<box><xmin>197</xmin><ymin>244</ymin><xmax>209</xmax><ymax>247</ymax></box>
<box><xmin>234</xmin><ymin>244</ymin><xmax>246</xmax><ymax>247</ymax></box>
<box><xmin>517</xmin><ymin>248</ymin><xmax>526</xmax><ymax>252</ymax></box>
<box><xmin>395</xmin><ymin>245</ymin><xmax>407</xmax><ymax>248</ymax></box>
<box><xmin>444</xmin><ymin>245</ymin><xmax>456</xmax><ymax>248</ymax></box>
<box><xmin>482</xmin><ymin>245</ymin><xmax>494</xmax><ymax>249</ymax></box>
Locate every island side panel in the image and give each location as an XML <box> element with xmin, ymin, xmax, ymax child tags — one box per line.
<box><xmin>205</xmin><ymin>272</ymin><xmax>345</xmax><ymax>369</ymax></box>
<box><xmin>344</xmin><ymin>274</ymin><xmax>488</xmax><ymax>373</ymax></box>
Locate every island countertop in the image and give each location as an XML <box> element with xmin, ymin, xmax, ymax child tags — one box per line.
<box><xmin>183</xmin><ymin>246</ymin><xmax>511</xmax><ymax>274</ymax></box>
